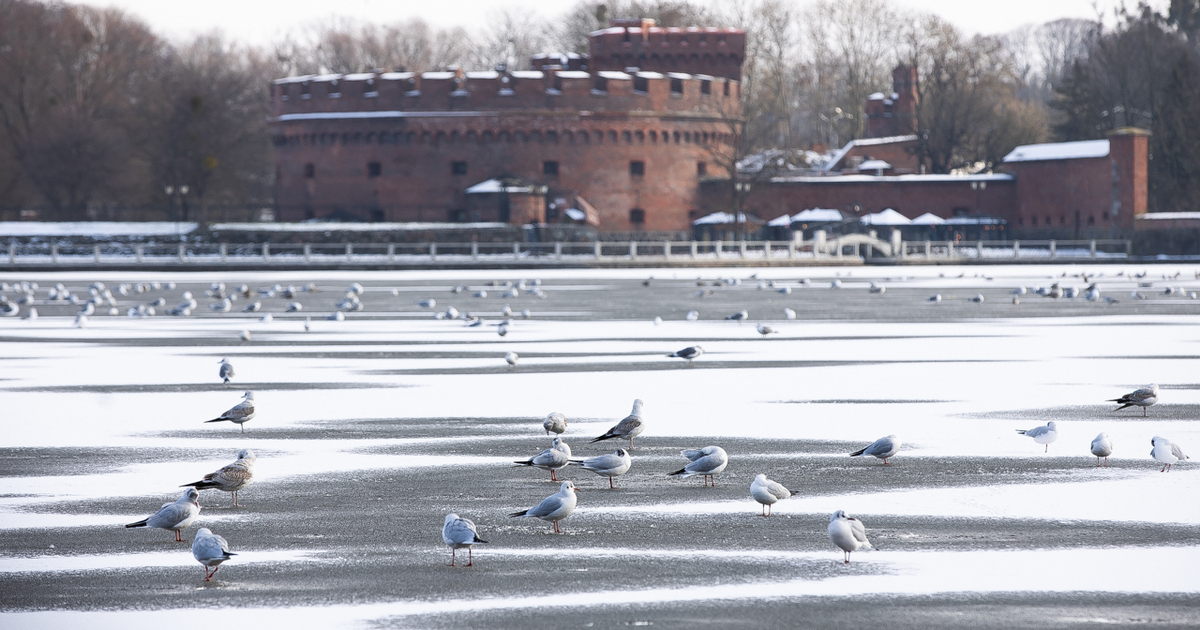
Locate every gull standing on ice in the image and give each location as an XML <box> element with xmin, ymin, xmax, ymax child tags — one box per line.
<box><xmin>828</xmin><ymin>510</ymin><xmax>872</xmax><ymax>564</ymax></box>
<box><xmin>1016</xmin><ymin>421</ymin><xmax>1058</xmax><ymax>452</ymax></box>
<box><xmin>726</xmin><ymin>310</ymin><xmax>749</xmax><ymax>322</ymax></box>
<box><xmin>542</xmin><ymin>412</ymin><xmax>567</xmax><ymax>435</ymax></box>
<box><xmin>849</xmin><ymin>435</ymin><xmax>901</xmax><ymax>464</ymax></box>
<box><xmin>514</xmin><ymin>437</ymin><xmax>572</xmax><ymax>481</ymax></box>
<box><xmin>125</xmin><ymin>488</ymin><xmax>200</xmax><ymax>542</ymax></box>
<box><xmin>218</xmin><ymin>358</ymin><xmax>234</xmax><ymax>385</ymax></box>
<box><xmin>509</xmin><ymin>481</ymin><xmax>579</xmax><ymax>533</ymax></box>
<box><xmin>505</xmin><ymin>351</ymin><xmax>518</xmax><ymax>369</ymax></box>
<box><xmin>1151</xmin><ymin>436</ymin><xmax>1188</xmax><ymax>472</ymax></box>
<box><xmin>570</xmin><ymin>448</ymin><xmax>632</xmax><ymax>489</ymax></box>
<box><xmin>1109</xmin><ymin>384</ymin><xmax>1159</xmax><ymax>416</ymax></box>
<box><xmin>667</xmin><ymin>345</ymin><xmax>703</xmax><ymax>366</ymax></box>
<box><xmin>1091</xmin><ymin>432</ymin><xmax>1114</xmax><ymax>467</ymax></box>
<box><xmin>442</xmin><ymin>513</ymin><xmax>487</xmax><ymax>566</ymax></box>
<box><xmin>591</xmin><ymin>399</ymin><xmax>645</xmax><ymax>448</ymax></box>
<box><xmin>756</xmin><ymin>324</ymin><xmax>777</xmax><ymax>337</ymax></box>
<box><xmin>750</xmin><ymin>473</ymin><xmax>790</xmax><ymax>516</ymax></box>
<box><xmin>668</xmin><ymin>446</ymin><xmax>728</xmax><ymax>486</ymax></box>
<box><xmin>205</xmin><ymin>391</ymin><xmax>255</xmax><ymax>433</ymax></box>
<box><xmin>192</xmin><ymin>527</ymin><xmax>236</xmax><ymax>581</ymax></box>
<box><xmin>182</xmin><ymin>449</ymin><xmax>256</xmax><ymax>507</ymax></box>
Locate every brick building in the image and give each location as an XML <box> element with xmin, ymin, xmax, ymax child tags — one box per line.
<box><xmin>268</xmin><ymin>21</ymin><xmax>745</xmax><ymax>232</ymax></box>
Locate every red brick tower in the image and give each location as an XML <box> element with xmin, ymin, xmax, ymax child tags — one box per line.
<box><xmin>864</xmin><ymin>65</ymin><xmax>918</xmax><ymax>138</ymax></box>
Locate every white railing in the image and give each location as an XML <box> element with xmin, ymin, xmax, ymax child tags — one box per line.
<box><xmin>1</xmin><ymin>238</ymin><xmax>1132</xmax><ymax>267</ymax></box>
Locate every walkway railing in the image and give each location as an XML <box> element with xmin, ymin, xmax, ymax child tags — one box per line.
<box><xmin>1</xmin><ymin>238</ymin><xmax>1132</xmax><ymax>267</ymax></box>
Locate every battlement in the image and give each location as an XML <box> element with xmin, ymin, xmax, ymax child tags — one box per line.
<box><xmin>588</xmin><ymin>25</ymin><xmax>746</xmax><ymax>81</ymax></box>
<box><xmin>269</xmin><ymin>68</ymin><xmax>740</xmax><ymax>119</ymax></box>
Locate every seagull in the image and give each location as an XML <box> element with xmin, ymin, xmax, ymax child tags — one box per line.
<box><xmin>285</xmin><ymin>302</ymin><xmax>303</xmax><ymax>312</ymax></box>
<box><xmin>543</xmin><ymin>412</ymin><xmax>567</xmax><ymax>435</ymax></box>
<box><xmin>239</xmin><ymin>330</ymin><xmax>251</xmax><ymax>342</ymax></box>
<box><xmin>830</xmin><ymin>279</ymin><xmax>842</xmax><ymax>289</ymax></box>
<box><xmin>783</xmin><ymin>308</ymin><xmax>796</xmax><ymax>319</ymax></box>
<box><xmin>417</xmin><ymin>299</ymin><xmax>436</xmax><ymax>309</ymax></box>
<box><xmin>205</xmin><ymin>391</ymin><xmax>255</xmax><ymax>433</ymax></box>
<box><xmin>125</xmin><ymin>488</ymin><xmax>200</xmax><ymax>542</ymax></box>
<box><xmin>868</xmin><ymin>282</ymin><xmax>885</xmax><ymax>294</ymax></box>
<box><xmin>668</xmin><ymin>446</ymin><xmax>728</xmax><ymax>486</ymax></box>
<box><xmin>1016</xmin><ymin>421</ymin><xmax>1058</xmax><ymax>452</ymax></box>
<box><xmin>304</xmin><ymin>317</ymin><xmax>311</xmax><ymax>332</ymax></box>
<box><xmin>970</xmin><ymin>294</ymin><xmax>985</xmax><ymax>303</ymax></box>
<box><xmin>777</xmin><ymin>286</ymin><xmax>792</xmax><ymax>295</ymax></box>
<box><xmin>514</xmin><ymin>437</ymin><xmax>572</xmax><ymax>481</ymax></box>
<box><xmin>182</xmin><ymin>449</ymin><xmax>256</xmax><ymax>507</ymax></box>
<box><xmin>210</xmin><ymin>298</ymin><xmax>232</xmax><ymax>313</ymax></box>
<box><xmin>508</xmin><ymin>480</ymin><xmax>579</xmax><ymax>533</ymax></box>
<box><xmin>726</xmin><ymin>310</ymin><xmax>749</xmax><ymax>322</ymax></box>
<box><xmin>443</xmin><ymin>514</ymin><xmax>488</xmax><ymax>566</ymax></box>
<box><xmin>850</xmin><ymin>435</ymin><xmax>901</xmax><ymax>464</ymax></box>
<box><xmin>928</xmin><ymin>294</ymin><xmax>942</xmax><ymax>303</ymax></box>
<box><xmin>686</xmin><ymin>310</ymin><xmax>700</xmax><ymax>321</ymax></box>
<box><xmin>1151</xmin><ymin>436</ymin><xmax>1189</xmax><ymax>472</ymax></box>
<box><xmin>570</xmin><ymin>448</ymin><xmax>631</xmax><ymax>489</ymax></box>
<box><xmin>242</xmin><ymin>301</ymin><xmax>261</xmax><ymax>313</ymax></box>
<box><xmin>756</xmin><ymin>324</ymin><xmax>776</xmax><ymax>337</ymax></box>
<box><xmin>218</xmin><ymin>358</ymin><xmax>234</xmax><ymax>384</ymax></box>
<box><xmin>192</xmin><ymin>527</ymin><xmax>236</xmax><ymax>581</ymax></box>
<box><xmin>591</xmin><ymin>399</ymin><xmax>645</xmax><ymax>448</ymax></box>
<box><xmin>1091</xmin><ymin>432</ymin><xmax>1113</xmax><ymax>467</ymax></box>
<box><xmin>667</xmin><ymin>345</ymin><xmax>703</xmax><ymax>366</ymax></box>
<box><xmin>828</xmin><ymin>510</ymin><xmax>872</xmax><ymax>564</ymax></box>
<box><xmin>1109</xmin><ymin>384</ymin><xmax>1159</xmax><ymax>416</ymax></box>
<box><xmin>505</xmin><ymin>351</ymin><xmax>518</xmax><ymax>369</ymax></box>
<box><xmin>326</xmin><ymin>311</ymin><xmax>345</xmax><ymax>321</ymax></box>
<box><xmin>750</xmin><ymin>473</ymin><xmax>790</xmax><ymax>516</ymax></box>
<box><xmin>498</xmin><ymin>323</ymin><xmax>509</xmax><ymax>336</ymax></box>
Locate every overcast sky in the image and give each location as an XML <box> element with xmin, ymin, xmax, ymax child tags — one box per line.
<box><xmin>74</xmin><ymin>0</ymin><xmax>1170</xmax><ymax>47</ymax></box>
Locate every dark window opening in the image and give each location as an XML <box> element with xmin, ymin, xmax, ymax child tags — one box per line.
<box><xmin>723</xmin><ymin>80</ymin><xmax>730</xmax><ymax>96</ymax></box>
<box><xmin>700</xmin><ymin>80</ymin><xmax>711</xmax><ymax>95</ymax></box>
<box><xmin>303</xmin><ymin>163</ymin><xmax>315</xmax><ymax>178</ymax></box>
<box><xmin>630</xmin><ymin>160</ymin><xmax>645</xmax><ymax>176</ymax></box>
<box><xmin>1031</xmin><ymin>216</ymin><xmax>1038</xmax><ymax>226</ymax></box>
<box><xmin>369</xmin><ymin>208</ymin><xmax>384</xmax><ymax>221</ymax></box>
<box><xmin>543</xmin><ymin>161</ymin><xmax>559</xmax><ymax>176</ymax></box>
<box><xmin>593</xmin><ymin>76</ymin><xmax>608</xmax><ymax>92</ymax></box>
<box><xmin>367</xmin><ymin>162</ymin><xmax>381</xmax><ymax>177</ymax></box>
<box><xmin>697</xmin><ymin>162</ymin><xmax>707</xmax><ymax>176</ymax></box>
<box><xmin>634</xmin><ymin>76</ymin><xmax>648</xmax><ymax>93</ymax></box>
<box><xmin>670</xmin><ymin>78</ymin><xmax>683</xmax><ymax>94</ymax></box>
<box><xmin>1087</xmin><ymin>215</ymin><xmax>1095</xmax><ymax>226</ymax></box>
<box><xmin>629</xmin><ymin>208</ymin><xmax>645</xmax><ymax>224</ymax></box>
<box><xmin>451</xmin><ymin>161</ymin><xmax>467</xmax><ymax>175</ymax></box>
<box><xmin>449</xmin><ymin>209</ymin><xmax>467</xmax><ymax>222</ymax></box>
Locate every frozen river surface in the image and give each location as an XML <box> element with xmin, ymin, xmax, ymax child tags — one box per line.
<box><xmin>2</xmin><ymin>264</ymin><xmax>1200</xmax><ymax>628</ymax></box>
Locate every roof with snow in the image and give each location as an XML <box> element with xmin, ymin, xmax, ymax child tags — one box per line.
<box><xmin>1003</xmin><ymin>139</ymin><xmax>1109</xmax><ymax>163</ymax></box>
<box><xmin>911</xmin><ymin>213</ymin><xmax>946</xmax><ymax>225</ymax></box>
<box><xmin>767</xmin><ymin>214</ymin><xmax>792</xmax><ymax>227</ymax></box>
<box><xmin>822</xmin><ymin>135</ymin><xmax>919</xmax><ymax>172</ymax></box>
<box><xmin>692</xmin><ymin>212</ymin><xmax>760</xmax><ymax>225</ymax></box>
<box><xmin>791</xmin><ymin>208</ymin><xmax>844</xmax><ymax>222</ymax></box>
<box><xmin>465</xmin><ymin>177</ymin><xmax>545</xmax><ymax>195</ymax></box>
<box><xmin>860</xmin><ymin>208</ymin><xmax>912</xmax><ymax>225</ymax></box>
<box><xmin>858</xmin><ymin>159</ymin><xmax>893</xmax><ymax>171</ymax></box>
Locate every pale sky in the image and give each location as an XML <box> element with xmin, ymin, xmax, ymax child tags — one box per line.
<box><xmin>74</xmin><ymin>0</ymin><xmax>1170</xmax><ymax>47</ymax></box>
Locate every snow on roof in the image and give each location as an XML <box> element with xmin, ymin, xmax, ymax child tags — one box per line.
<box><xmin>911</xmin><ymin>212</ymin><xmax>946</xmax><ymax>225</ymax></box>
<box><xmin>867</xmin><ymin>92</ymin><xmax>886</xmax><ymax>100</ymax></box>
<box><xmin>693</xmin><ymin>212</ymin><xmax>757</xmax><ymax>225</ymax></box>
<box><xmin>635</xmin><ymin>71</ymin><xmax>665</xmax><ymax>79</ymax></box>
<box><xmin>858</xmin><ymin>159</ymin><xmax>893</xmax><ymax>171</ymax></box>
<box><xmin>556</xmin><ymin>70</ymin><xmax>590</xmax><ymax>79</ymax></box>
<box><xmin>312</xmin><ymin>73</ymin><xmax>342</xmax><ymax>82</ymax></box>
<box><xmin>860</xmin><ymin>208</ymin><xmax>912</xmax><ymax>225</ymax></box>
<box><xmin>597</xmin><ymin>71</ymin><xmax>632</xmax><ymax>80</ymax></box>
<box><xmin>465</xmin><ymin>71</ymin><xmax>500</xmax><ymax>80</ymax></box>
<box><xmin>1138</xmin><ymin>212</ymin><xmax>1200</xmax><ymax>220</ymax></box>
<box><xmin>564</xmin><ymin>208</ymin><xmax>586</xmax><ymax>221</ymax></box>
<box><xmin>792</xmin><ymin>208</ymin><xmax>844</xmax><ymax>222</ymax></box>
<box><xmin>943</xmin><ymin>216</ymin><xmax>1005</xmax><ymax>225</ymax></box>
<box><xmin>0</xmin><ymin>222</ymin><xmax>198</xmax><ymax>237</ymax></box>
<box><xmin>773</xmin><ymin>173</ymin><xmax>1014</xmax><ymax>184</ymax></box>
<box><xmin>511</xmin><ymin>70</ymin><xmax>544</xmax><ymax>79</ymax></box>
<box><xmin>821</xmin><ymin>134</ymin><xmax>920</xmax><ymax>171</ymax></box>
<box><xmin>273</xmin><ymin>75</ymin><xmax>318</xmax><ymax>85</ymax></box>
<box><xmin>767</xmin><ymin>214</ymin><xmax>791</xmax><ymax>226</ymax></box>
<box><xmin>666</xmin><ymin>72</ymin><xmax>692</xmax><ymax>80</ymax></box>
<box><xmin>421</xmin><ymin>71</ymin><xmax>456</xmax><ymax>80</ymax></box>
<box><xmin>274</xmin><ymin>111</ymin><xmax>495</xmax><ymax>122</ymax></box>
<box><xmin>693</xmin><ymin>74</ymin><xmax>715</xmax><ymax>81</ymax></box>
<box><xmin>342</xmin><ymin>73</ymin><xmax>376</xmax><ymax>81</ymax></box>
<box><xmin>379</xmin><ymin>72</ymin><xmax>415</xmax><ymax>80</ymax></box>
<box><xmin>465</xmin><ymin>178</ymin><xmax>541</xmax><ymax>194</ymax></box>
<box><xmin>209</xmin><ymin>222</ymin><xmax>508</xmax><ymax>232</ymax></box>
<box><xmin>1003</xmin><ymin>139</ymin><xmax>1109</xmax><ymax>162</ymax></box>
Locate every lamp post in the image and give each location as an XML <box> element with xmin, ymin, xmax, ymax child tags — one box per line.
<box><xmin>734</xmin><ymin>181</ymin><xmax>752</xmax><ymax>240</ymax></box>
<box><xmin>165</xmin><ymin>185</ymin><xmax>190</xmax><ymax>223</ymax></box>
<box><xmin>970</xmin><ymin>180</ymin><xmax>986</xmax><ymax>214</ymax></box>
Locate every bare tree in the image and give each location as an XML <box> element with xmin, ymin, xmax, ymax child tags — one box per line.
<box><xmin>274</xmin><ymin>18</ymin><xmax>471</xmax><ymax>75</ymax></box>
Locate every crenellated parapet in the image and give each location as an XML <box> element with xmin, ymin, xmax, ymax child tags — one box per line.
<box><xmin>270</xmin><ymin>68</ymin><xmax>740</xmax><ymax>120</ymax></box>
<box><xmin>589</xmin><ymin>25</ymin><xmax>746</xmax><ymax>81</ymax></box>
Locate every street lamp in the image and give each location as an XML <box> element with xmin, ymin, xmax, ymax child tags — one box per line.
<box><xmin>970</xmin><ymin>180</ymin><xmax>986</xmax><ymax>214</ymax></box>
<box><xmin>165</xmin><ymin>185</ymin><xmax>190</xmax><ymax>223</ymax></box>
<box><xmin>734</xmin><ymin>181</ymin><xmax>752</xmax><ymax>240</ymax></box>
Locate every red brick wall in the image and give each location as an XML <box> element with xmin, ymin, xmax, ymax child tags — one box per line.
<box><xmin>590</xmin><ymin>26</ymin><xmax>746</xmax><ymax>81</ymax></box>
<box><xmin>838</xmin><ymin>139</ymin><xmax>921</xmax><ymax>174</ymax></box>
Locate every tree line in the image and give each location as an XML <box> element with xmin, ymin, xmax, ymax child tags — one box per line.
<box><xmin>0</xmin><ymin>0</ymin><xmax>1197</xmax><ymax>221</ymax></box>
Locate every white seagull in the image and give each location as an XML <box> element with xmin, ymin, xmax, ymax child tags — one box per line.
<box><xmin>218</xmin><ymin>358</ymin><xmax>234</xmax><ymax>384</ymax></box>
<box><xmin>1151</xmin><ymin>436</ymin><xmax>1188</xmax><ymax>472</ymax></box>
<box><xmin>542</xmin><ymin>412</ymin><xmax>567</xmax><ymax>435</ymax></box>
<box><xmin>591</xmin><ymin>399</ymin><xmax>645</xmax><ymax>449</ymax></box>
<box><xmin>1109</xmin><ymin>384</ymin><xmax>1159</xmax><ymax>416</ymax></box>
<box><xmin>667</xmin><ymin>346</ymin><xmax>704</xmax><ymax>367</ymax></box>
<box><xmin>205</xmin><ymin>391</ymin><xmax>255</xmax><ymax>433</ymax></box>
<box><xmin>182</xmin><ymin>449</ymin><xmax>256</xmax><ymax>507</ymax></box>
<box><xmin>1091</xmin><ymin>432</ymin><xmax>1114</xmax><ymax>467</ymax></box>
<box><xmin>514</xmin><ymin>437</ymin><xmax>572</xmax><ymax>481</ymax></box>
<box><xmin>442</xmin><ymin>513</ymin><xmax>487</xmax><ymax>566</ymax></box>
<box><xmin>850</xmin><ymin>435</ymin><xmax>901</xmax><ymax>465</ymax></box>
<box><xmin>1016</xmin><ymin>421</ymin><xmax>1058</xmax><ymax>452</ymax></box>
<box><xmin>726</xmin><ymin>310</ymin><xmax>749</xmax><ymax>322</ymax></box>
<box><xmin>505</xmin><ymin>351</ymin><xmax>518</xmax><ymax>369</ymax></box>
<box><xmin>192</xmin><ymin>527</ymin><xmax>236</xmax><ymax>581</ymax></box>
<box><xmin>668</xmin><ymin>445</ymin><xmax>728</xmax><ymax>486</ymax></box>
<box><xmin>750</xmin><ymin>473</ymin><xmax>790</xmax><ymax>516</ymax></box>
<box><xmin>125</xmin><ymin>488</ymin><xmax>200</xmax><ymax>542</ymax></box>
<box><xmin>756</xmin><ymin>324</ymin><xmax>777</xmax><ymax>336</ymax></box>
<box><xmin>570</xmin><ymin>448</ymin><xmax>632</xmax><ymax>489</ymax></box>
<box><xmin>509</xmin><ymin>480</ymin><xmax>579</xmax><ymax>533</ymax></box>
<box><xmin>828</xmin><ymin>510</ymin><xmax>872</xmax><ymax>564</ymax></box>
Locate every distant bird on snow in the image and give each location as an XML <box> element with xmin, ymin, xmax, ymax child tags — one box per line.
<box><xmin>591</xmin><ymin>399</ymin><xmax>645</xmax><ymax>449</ymax></box>
<box><xmin>668</xmin><ymin>345</ymin><xmax>704</xmax><ymax>366</ymax></box>
<box><xmin>756</xmin><ymin>324</ymin><xmax>776</xmax><ymax>336</ymax></box>
<box><xmin>125</xmin><ymin>488</ymin><xmax>200</xmax><ymax>542</ymax></box>
<box><xmin>726</xmin><ymin>310</ymin><xmax>749</xmax><ymax>322</ymax></box>
<box><xmin>668</xmin><ymin>445</ymin><xmax>728</xmax><ymax>486</ymax></box>
<box><xmin>570</xmin><ymin>448</ymin><xmax>632</xmax><ymax>489</ymax></box>
<box><xmin>543</xmin><ymin>412</ymin><xmax>567</xmax><ymax>435</ymax></box>
<box><xmin>1151</xmin><ymin>436</ymin><xmax>1188</xmax><ymax>472</ymax></box>
<box><xmin>218</xmin><ymin>358</ymin><xmax>234</xmax><ymax>384</ymax></box>
<box><xmin>828</xmin><ymin>510</ymin><xmax>872</xmax><ymax>564</ymax></box>
<box><xmin>442</xmin><ymin>514</ymin><xmax>487</xmax><ymax>566</ymax></box>
<box><xmin>1091</xmin><ymin>432</ymin><xmax>1113</xmax><ymax>467</ymax></box>
<box><xmin>1017</xmin><ymin>421</ymin><xmax>1058</xmax><ymax>452</ymax></box>
<box><xmin>205</xmin><ymin>391</ymin><xmax>255</xmax><ymax>433</ymax></box>
<box><xmin>181</xmin><ymin>449</ymin><xmax>256</xmax><ymax>507</ymax></box>
<box><xmin>1109</xmin><ymin>384</ymin><xmax>1159</xmax><ymax>416</ymax></box>
<box><xmin>192</xmin><ymin>527</ymin><xmax>236</xmax><ymax>581</ymax></box>
<box><xmin>509</xmin><ymin>481</ymin><xmax>579</xmax><ymax>533</ymax></box>
<box><xmin>850</xmin><ymin>435</ymin><xmax>901</xmax><ymax>464</ymax></box>
<box><xmin>505</xmin><ymin>351</ymin><xmax>518</xmax><ymax>369</ymax></box>
<box><xmin>750</xmin><ymin>473</ymin><xmax>790</xmax><ymax>516</ymax></box>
